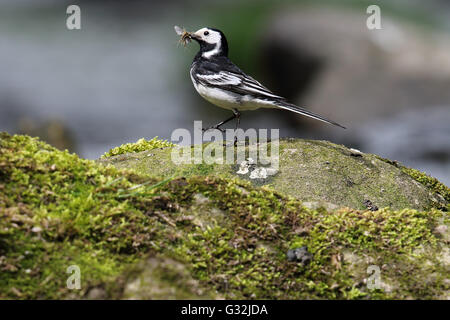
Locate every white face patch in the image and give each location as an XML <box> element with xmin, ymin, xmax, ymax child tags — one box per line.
<box><xmin>193</xmin><ymin>27</ymin><xmax>222</xmax><ymax>59</ymax></box>
<box><xmin>193</xmin><ymin>28</ymin><xmax>221</xmax><ymax>44</ymax></box>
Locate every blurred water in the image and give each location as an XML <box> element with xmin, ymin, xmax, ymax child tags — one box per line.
<box><xmin>359</xmin><ymin>106</ymin><xmax>450</xmax><ymax>186</ymax></box>
<box><xmin>0</xmin><ymin>2</ymin><xmax>304</xmax><ymax>158</ymax></box>
<box><xmin>0</xmin><ymin>1</ymin><xmax>449</xmax><ymax>186</ymax></box>
<box><xmin>0</xmin><ymin>3</ymin><xmax>195</xmax><ymax>158</ymax></box>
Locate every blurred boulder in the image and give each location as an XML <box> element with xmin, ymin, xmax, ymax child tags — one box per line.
<box><xmin>261</xmin><ymin>7</ymin><xmax>450</xmax><ymax>134</ymax></box>
<box><xmin>359</xmin><ymin>106</ymin><xmax>450</xmax><ymax>185</ymax></box>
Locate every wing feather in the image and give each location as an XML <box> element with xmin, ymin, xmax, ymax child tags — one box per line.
<box><xmin>191</xmin><ymin>58</ymin><xmax>346</xmax><ymax>129</ymax></box>
<box><xmin>196</xmin><ymin>71</ymin><xmax>283</xmax><ymax>99</ymax></box>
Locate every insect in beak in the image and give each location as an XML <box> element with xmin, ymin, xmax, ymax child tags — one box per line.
<box><xmin>174</xmin><ymin>25</ymin><xmax>193</xmax><ymax>47</ymax></box>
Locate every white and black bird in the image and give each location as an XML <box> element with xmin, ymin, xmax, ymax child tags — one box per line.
<box><xmin>182</xmin><ymin>27</ymin><xmax>346</xmax><ymax>131</ymax></box>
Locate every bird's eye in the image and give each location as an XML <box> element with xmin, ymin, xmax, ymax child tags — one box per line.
<box><xmin>204</xmin><ymin>31</ymin><xmax>209</xmax><ymax>36</ymax></box>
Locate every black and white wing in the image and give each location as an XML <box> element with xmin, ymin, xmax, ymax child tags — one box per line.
<box><xmin>193</xmin><ymin>66</ymin><xmax>346</xmax><ymax>129</ymax></box>
<box><xmin>194</xmin><ymin>70</ymin><xmax>285</xmax><ymax>100</ymax></box>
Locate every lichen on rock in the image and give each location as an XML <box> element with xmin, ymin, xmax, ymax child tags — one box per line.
<box><xmin>101</xmin><ymin>138</ymin><xmax>448</xmax><ymax>211</ymax></box>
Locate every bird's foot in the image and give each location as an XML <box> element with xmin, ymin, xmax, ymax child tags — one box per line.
<box><xmin>202</xmin><ymin>125</ymin><xmax>225</xmax><ymax>133</ymax></box>
<box><xmin>223</xmin><ymin>137</ymin><xmax>238</xmax><ymax>147</ymax></box>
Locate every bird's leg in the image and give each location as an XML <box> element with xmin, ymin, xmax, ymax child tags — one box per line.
<box><xmin>202</xmin><ymin>111</ymin><xmax>238</xmax><ymax>133</ymax></box>
<box><xmin>233</xmin><ymin>109</ymin><xmax>241</xmax><ymax>146</ymax></box>
<box><xmin>203</xmin><ymin>110</ymin><xmax>241</xmax><ymax>146</ymax></box>
<box><xmin>234</xmin><ymin>109</ymin><xmax>241</xmax><ymax>129</ymax></box>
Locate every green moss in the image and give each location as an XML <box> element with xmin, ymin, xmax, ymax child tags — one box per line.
<box><xmin>101</xmin><ymin>137</ymin><xmax>173</xmax><ymax>158</ymax></box>
<box><xmin>0</xmin><ymin>133</ymin><xmax>155</xmax><ymax>298</ymax></box>
<box><xmin>402</xmin><ymin>167</ymin><xmax>449</xmax><ymax>203</ymax></box>
<box><xmin>164</xmin><ymin>177</ymin><xmax>448</xmax><ymax>299</ymax></box>
<box><xmin>111</xmin><ymin>254</ymin><xmax>218</xmax><ymax>299</ymax></box>
<box><xmin>101</xmin><ymin>139</ymin><xmax>448</xmax><ymax>210</ymax></box>
<box><xmin>0</xmin><ymin>133</ymin><xmax>448</xmax><ymax>300</ymax></box>
<box><xmin>376</xmin><ymin>155</ymin><xmax>450</xmax><ymax>210</ymax></box>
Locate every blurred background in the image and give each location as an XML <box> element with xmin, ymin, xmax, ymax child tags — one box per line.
<box><xmin>1</xmin><ymin>0</ymin><xmax>449</xmax><ymax>185</ymax></box>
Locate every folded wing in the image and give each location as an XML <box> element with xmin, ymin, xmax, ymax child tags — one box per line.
<box><xmin>195</xmin><ymin>71</ymin><xmax>284</xmax><ymax>100</ymax></box>
<box><xmin>194</xmin><ymin>68</ymin><xmax>346</xmax><ymax>129</ymax></box>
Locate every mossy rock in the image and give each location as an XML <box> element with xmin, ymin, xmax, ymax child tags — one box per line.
<box><xmin>100</xmin><ymin>138</ymin><xmax>448</xmax><ymax>211</ymax></box>
<box><xmin>1</xmin><ymin>133</ymin><xmax>449</xmax><ymax>300</ymax></box>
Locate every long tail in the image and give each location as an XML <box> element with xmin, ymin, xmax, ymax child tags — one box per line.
<box><xmin>273</xmin><ymin>101</ymin><xmax>346</xmax><ymax>129</ymax></box>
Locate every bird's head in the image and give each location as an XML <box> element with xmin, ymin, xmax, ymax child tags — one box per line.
<box><xmin>190</xmin><ymin>27</ymin><xmax>228</xmax><ymax>58</ymax></box>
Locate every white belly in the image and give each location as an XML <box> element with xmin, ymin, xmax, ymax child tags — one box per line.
<box><xmin>191</xmin><ymin>76</ymin><xmax>274</xmax><ymax>111</ymax></box>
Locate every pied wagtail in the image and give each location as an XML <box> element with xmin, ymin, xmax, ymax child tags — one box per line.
<box><xmin>176</xmin><ymin>26</ymin><xmax>346</xmax><ymax>133</ymax></box>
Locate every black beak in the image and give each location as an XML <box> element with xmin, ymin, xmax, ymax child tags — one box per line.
<box><xmin>190</xmin><ymin>33</ymin><xmax>201</xmax><ymax>42</ymax></box>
